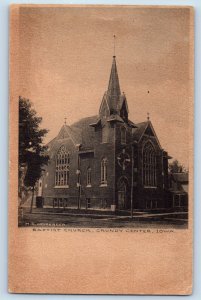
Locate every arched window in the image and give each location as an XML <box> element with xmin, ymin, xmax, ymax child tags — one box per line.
<box><xmin>55</xmin><ymin>145</ymin><xmax>70</xmax><ymax>187</ymax></box>
<box><xmin>101</xmin><ymin>158</ymin><xmax>108</xmax><ymax>185</ymax></box>
<box><xmin>121</xmin><ymin>126</ymin><xmax>126</xmax><ymax>144</ymax></box>
<box><xmin>143</xmin><ymin>142</ymin><xmax>157</xmax><ymax>187</ymax></box>
<box><xmin>87</xmin><ymin>167</ymin><xmax>92</xmax><ymax>186</ymax></box>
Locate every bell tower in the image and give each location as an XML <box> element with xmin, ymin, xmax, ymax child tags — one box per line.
<box><xmin>99</xmin><ymin>55</ymin><xmax>129</xmax><ymax>122</ymax></box>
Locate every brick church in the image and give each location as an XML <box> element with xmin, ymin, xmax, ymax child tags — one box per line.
<box><xmin>39</xmin><ymin>55</ymin><xmax>170</xmax><ymax>212</ymax></box>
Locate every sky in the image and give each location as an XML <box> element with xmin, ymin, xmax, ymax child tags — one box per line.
<box><xmin>16</xmin><ymin>5</ymin><xmax>192</xmax><ymax>167</ymax></box>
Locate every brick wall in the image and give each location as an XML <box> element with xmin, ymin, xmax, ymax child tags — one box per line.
<box><xmin>42</xmin><ymin>122</ymin><xmax>116</xmax><ymax>209</ymax></box>
<box><xmin>41</xmin><ymin>118</ymin><xmax>169</xmax><ymax>211</ymax></box>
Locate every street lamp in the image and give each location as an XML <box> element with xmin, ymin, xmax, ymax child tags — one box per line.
<box><xmin>121</xmin><ymin>140</ymin><xmax>137</xmax><ymax>219</ymax></box>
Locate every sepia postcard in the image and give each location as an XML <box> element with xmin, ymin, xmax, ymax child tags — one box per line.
<box><xmin>9</xmin><ymin>4</ymin><xmax>194</xmax><ymax>295</ymax></box>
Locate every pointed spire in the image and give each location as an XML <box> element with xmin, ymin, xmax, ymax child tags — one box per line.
<box><xmin>99</xmin><ymin>37</ymin><xmax>129</xmax><ymax>118</ymax></box>
<box><xmin>113</xmin><ymin>34</ymin><xmax>116</xmax><ymax>56</ymax></box>
<box><xmin>108</xmin><ymin>56</ymin><xmax>121</xmax><ymax>97</ymax></box>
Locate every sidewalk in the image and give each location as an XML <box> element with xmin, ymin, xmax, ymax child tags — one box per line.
<box><xmin>19</xmin><ymin>207</ymin><xmax>188</xmax><ymax>228</ymax></box>
<box><xmin>23</xmin><ymin>207</ymin><xmax>188</xmax><ymax>221</ymax></box>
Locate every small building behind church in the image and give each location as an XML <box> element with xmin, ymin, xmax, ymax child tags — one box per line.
<box><xmin>167</xmin><ymin>172</ymin><xmax>188</xmax><ymax>210</ymax></box>
<box><xmin>39</xmin><ymin>56</ymin><xmax>171</xmax><ymax>212</ymax></box>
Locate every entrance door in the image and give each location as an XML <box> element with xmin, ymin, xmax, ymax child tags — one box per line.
<box><xmin>118</xmin><ymin>181</ymin><xmax>127</xmax><ymax>209</ymax></box>
<box><xmin>118</xmin><ymin>191</ymin><xmax>126</xmax><ymax>209</ymax></box>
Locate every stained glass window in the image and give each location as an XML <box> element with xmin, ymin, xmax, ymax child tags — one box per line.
<box><xmin>55</xmin><ymin>145</ymin><xmax>70</xmax><ymax>187</ymax></box>
<box><xmin>101</xmin><ymin>158</ymin><xmax>108</xmax><ymax>185</ymax></box>
<box><xmin>143</xmin><ymin>142</ymin><xmax>157</xmax><ymax>187</ymax></box>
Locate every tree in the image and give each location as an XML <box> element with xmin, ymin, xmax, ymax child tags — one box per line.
<box><xmin>19</xmin><ymin>96</ymin><xmax>49</xmax><ymax>212</ymax></box>
<box><xmin>169</xmin><ymin>159</ymin><xmax>185</xmax><ymax>173</ymax></box>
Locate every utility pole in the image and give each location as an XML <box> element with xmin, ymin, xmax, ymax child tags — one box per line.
<box><xmin>122</xmin><ymin>141</ymin><xmax>136</xmax><ymax>218</ymax></box>
<box><xmin>76</xmin><ymin>145</ymin><xmax>81</xmax><ymax>210</ymax></box>
<box><xmin>130</xmin><ymin>144</ymin><xmax>134</xmax><ymax>219</ymax></box>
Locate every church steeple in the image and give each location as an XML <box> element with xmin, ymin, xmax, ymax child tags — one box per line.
<box><xmin>107</xmin><ymin>56</ymin><xmax>121</xmax><ymax>113</ymax></box>
<box><xmin>108</xmin><ymin>56</ymin><xmax>121</xmax><ymax>98</ymax></box>
<box><xmin>98</xmin><ymin>51</ymin><xmax>130</xmax><ymax>122</ymax></box>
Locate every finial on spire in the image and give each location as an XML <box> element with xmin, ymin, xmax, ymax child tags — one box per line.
<box><xmin>147</xmin><ymin>112</ymin><xmax>150</xmax><ymax>121</ymax></box>
<box><xmin>64</xmin><ymin>117</ymin><xmax>67</xmax><ymax>125</ymax></box>
<box><xmin>113</xmin><ymin>34</ymin><xmax>116</xmax><ymax>57</ymax></box>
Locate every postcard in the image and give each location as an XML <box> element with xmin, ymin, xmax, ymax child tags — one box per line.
<box><xmin>9</xmin><ymin>5</ymin><xmax>194</xmax><ymax>294</ymax></box>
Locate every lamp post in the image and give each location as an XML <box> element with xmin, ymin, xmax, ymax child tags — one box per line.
<box><xmin>76</xmin><ymin>168</ymin><xmax>81</xmax><ymax>209</ymax></box>
<box><xmin>120</xmin><ymin>141</ymin><xmax>137</xmax><ymax>219</ymax></box>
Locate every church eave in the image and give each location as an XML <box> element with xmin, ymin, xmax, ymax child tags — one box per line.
<box><xmin>78</xmin><ymin>148</ymin><xmax>94</xmax><ymax>155</ymax></box>
<box><xmin>128</xmin><ymin>119</ymin><xmax>138</xmax><ymax>128</ymax></box>
<box><xmin>106</xmin><ymin>115</ymin><xmax>124</xmax><ymax>123</ymax></box>
<box><xmin>107</xmin><ymin>118</ymin><xmax>124</xmax><ymax>123</ymax></box>
<box><xmin>89</xmin><ymin>119</ymin><xmax>101</xmax><ymax>127</ymax></box>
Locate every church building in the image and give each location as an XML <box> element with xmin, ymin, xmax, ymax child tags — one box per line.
<box><xmin>40</xmin><ymin>55</ymin><xmax>170</xmax><ymax>212</ymax></box>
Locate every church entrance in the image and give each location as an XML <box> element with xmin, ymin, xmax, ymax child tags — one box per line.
<box><xmin>117</xmin><ymin>179</ymin><xmax>127</xmax><ymax>209</ymax></box>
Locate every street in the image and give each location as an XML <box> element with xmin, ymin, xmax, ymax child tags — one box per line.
<box><xmin>19</xmin><ymin>208</ymin><xmax>188</xmax><ymax>229</ymax></box>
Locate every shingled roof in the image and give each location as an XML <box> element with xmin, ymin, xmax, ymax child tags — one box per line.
<box><xmin>71</xmin><ymin>115</ymin><xmax>99</xmax><ymax>129</ymax></box>
<box><xmin>46</xmin><ymin>124</ymin><xmax>82</xmax><ymax>154</ymax></box>
<box><xmin>132</xmin><ymin>121</ymin><xmax>148</xmax><ymax>141</ymax></box>
<box><xmin>107</xmin><ymin>56</ymin><xmax>121</xmax><ymax>112</ymax></box>
<box><xmin>100</xmin><ymin>55</ymin><xmax>130</xmax><ymax>117</ymax></box>
<box><xmin>71</xmin><ymin>116</ymin><xmax>98</xmax><ymax>149</ymax></box>
<box><xmin>46</xmin><ymin>116</ymin><xmax>98</xmax><ymax>153</ymax></box>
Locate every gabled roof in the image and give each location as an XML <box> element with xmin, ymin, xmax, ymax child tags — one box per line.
<box><xmin>46</xmin><ymin>116</ymin><xmax>98</xmax><ymax>153</ymax></box>
<box><xmin>132</xmin><ymin>121</ymin><xmax>162</xmax><ymax>148</ymax></box>
<box><xmin>171</xmin><ymin>173</ymin><xmax>189</xmax><ymax>183</ymax></box>
<box><xmin>46</xmin><ymin>124</ymin><xmax>82</xmax><ymax>155</ymax></box>
<box><xmin>99</xmin><ymin>92</ymin><xmax>110</xmax><ymax>115</ymax></box>
<box><xmin>118</xmin><ymin>94</ymin><xmax>129</xmax><ymax>113</ymax></box>
<box><xmin>57</xmin><ymin>124</ymin><xmax>81</xmax><ymax>145</ymax></box>
<box><xmin>132</xmin><ymin>121</ymin><xmax>148</xmax><ymax>141</ymax></box>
